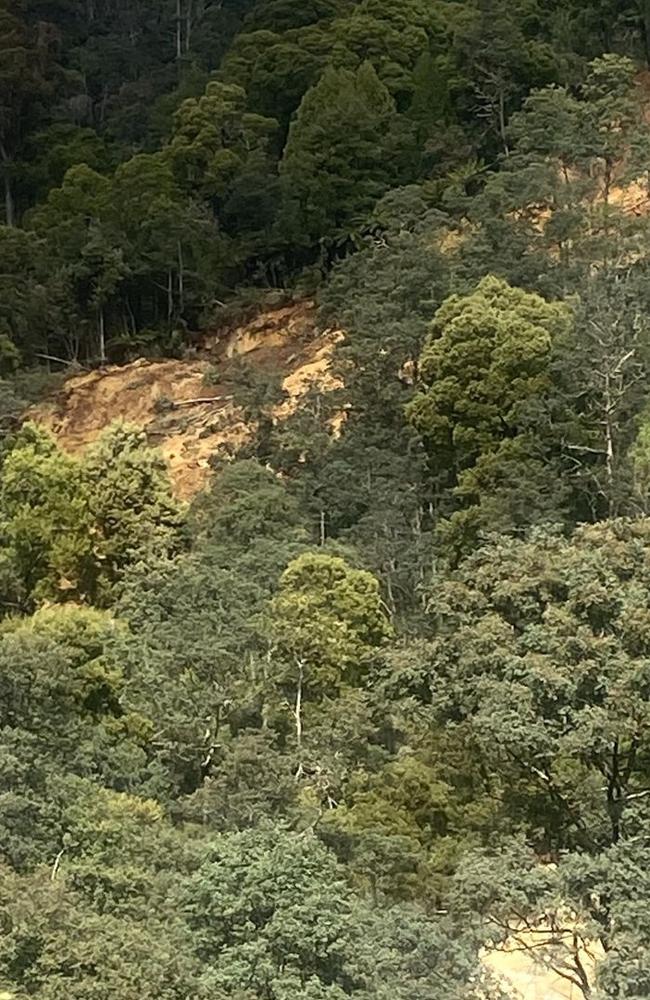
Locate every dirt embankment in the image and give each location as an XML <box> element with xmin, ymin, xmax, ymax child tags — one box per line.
<box><xmin>30</xmin><ymin>302</ymin><xmax>343</xmax><ymax>500</ymax></box>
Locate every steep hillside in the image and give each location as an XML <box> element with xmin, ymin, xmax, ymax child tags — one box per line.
<box><xmin>30</xmin><ymin>303</ymin><xmax>342</xmax><ymax>499</ymax></box>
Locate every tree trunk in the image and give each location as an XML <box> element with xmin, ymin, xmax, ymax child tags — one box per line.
<box><xmin>99</xmin><ymin>85</ymin><xmax>108</xmax><ymax>125</ymax></box>
<box><xmin>177</xmin><ymin>242</ymin><xmax>185</xmax><ymax>313</ymax></box>
<box><xmin>125</xmin><ymin>295</ymin><xmax>136</xmax><ymax>336</ymax></box>
<box><xmin>0</xmin><ymin>140</ymin><xmax>15</xmax><ymax>226</ymax></box>
<box><xmin>385</xmin><ymin>568</ymin><xmax>397</xmax><ymax>617</ymax></box>
<box><xmin>294</xmin><ymin>658</ymin><xmax>304</xmax><ymax>774</ymax></box>
<box><xmin>98</xmin><ymin>306</ymin><xmax>107</xmax><ymax>364</ymax></box>
<box><xmin>176</xmin><ymin>0</ymin><xmax>183</xmax><ymax>59</ymax></box>
<box><xmin>3</xmin><ymin>174</ymin><xmax>14</xmax><ymax>227</ymax></box>
<box><xmin>186</xmin><ymin>0</ymin><xmax>192</xmax><ymax>52</ymax></box>
<box><xmin>640</xmin><ymin>0</ymin><xmax>650</xmax><ymax>66</ymax></box>
<box><xmin>603</xmin><ymin>369</ymin><xmax>615</xmax><ymax>517</ymax></box>
<box><xmin>167</xmin><ymin>269</ymin><xmax>174</xmax><ymax>321</ymax></box>
<box><xmin>498</xmin><ymin>87</ymin><xmax>509</xmax><ymax>156</ymax></box>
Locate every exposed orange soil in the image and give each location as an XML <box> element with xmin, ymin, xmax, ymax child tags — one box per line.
<box><xmin>30</xmin><ymin>302</ymin><xmax>343</xmax><ymax>500</ymax></box>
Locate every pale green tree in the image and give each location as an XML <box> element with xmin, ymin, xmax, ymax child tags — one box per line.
<box><xmin>81</xmin><ymin>421</ymin><xmax>186</xmax><ymax>602</ymax></box>
<box><xmin>269</xmin><ymin>552</ymin><xmax>392</xmax><ymax>768</ymax></box>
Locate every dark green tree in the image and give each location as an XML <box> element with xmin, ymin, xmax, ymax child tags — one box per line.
<box><xmin>280</xmin><ymin>62</ymin><xmax>415</xmax><ymax>247</ymax></box>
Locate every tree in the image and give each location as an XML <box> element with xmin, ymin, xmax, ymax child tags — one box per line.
<box><xmin>111</xmin><ymin>151</ymin><xmax>222</xmax><ymax>333</ymax></box>
<box><xmin>0</xmin><ymin>378</ymin><xmax>24</xmax><ymax>446</ymax></box>
<box><xmin>0</xmin><ymin>422</ymin><xmax>92</xmax><ymax>608</ymax></box>
<box><xmin>451</xmin><ymin>840</ymin><xmax>598</xmax><ymax>1000</ymax></box>
<box><xmin>27</xmin><ymin>164</ymin><xmax>118</xmax><ymax>362</ymax></box>
<box><xmin>178</xmin><ymin>730</ymin><xmax>298</xmax><ymax>831</ymax></box>
<box><xmin>445</xmin><ymin>0</ymin><xmax>559</xmax><ymax>155</ymax></box>
<box><xmin>190</xmin><ymin>457</ymin><xmax>307</xmax><ymax>550</ymax></box>
<box><xmin>0</xmin><ymin>421</ymin><xmax>184</xmax><ymax>610</ymax></box>
<box><xmin>1</xmin><ymin>605</ymin><xmax>125</xmax><ymax>733</ymax></box>
<box><xmin>168</xmin><ymin>80</ymin><xmax>278</xmax><ymax>212</ymax></box>
<box><xmin>0</xmin><ymin>604</ymin><xmax>153</xmax><ymax>870</ymax></box>
<box><xmin>408</xmin><ymin>276</ymin><xmax>568</xmax><ymax>475</ymax></box>
<box><xmin>406</xmin><ymin>276</ymin><xmax>570</xmax><ymax>550</ymax></box>
<box><xmin>329</xmin><ymin>0</ymin><xmax>436</xmax><ymax>107</ymax></box>
<box><xmin>321</xmin><ymin>190</ymin><xmax>451</xmax><ymax>424</ymax></box>
<box><xmin>0</xmin><ymin>226</ymin><xmax>55</xmax><ymax>361</ymax></box>
<box><xmin>20</xmin><ymin>123</ymin><xmax>113</xmax><ymax>205</ymax></box>
<box><xmin>220</xmin><ymin>27</ymin><xmax>328</xmax><ymax>127</ymax></box>
<box><xmin>81</xmin><ymin>421</ymin><xmax>186</xmax><ymax>603</ymax></box>
<box><xmin>425</xmin><ymin>519</ymin><xmax>650</xmax><ymax>850</ymax></box>
<box><xmin>178</xmin><ymin>825</ymin><xmax>493</xmax><ymax>1000</ymax></box>
<box><xmin>0</xmin><ymin>3</ymin><xmax>58</xmax><ymax>224</ymax></box>
<box><xmin>553</xmin><ymin>265</ymin><xmax>650</xmax><ymax>520</ymax></box>
<box><xmin>269</xmin><ymin>552</ymin><xmax>392</xmax><ymax>768</ymax></box>
<box><xmin>116</xmin><ymin>462</ymin><xmax>309</xmax><ymax>797</ymax></box>
<box><xmin>458</xmin><ymin>55</ymin><xmax>650</xmax><ymax>297</ymax></box>
<box><xmin>0</xmin><ymin>864</ymin><xmax>209</xmax><ymax>1000</ymax></box>
<box><xmin>452</xmin><ymin>827</ymin><xmax>650</xmax><ymax>1000</ymax></box>
<box><xmin>280</xmin><ymin>62</ymin><xmax>415</xmax><ymax>247</ymax></box>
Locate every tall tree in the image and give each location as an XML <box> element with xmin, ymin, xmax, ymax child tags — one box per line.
<box><xmin>0</xmin><ymin>2</ymin><xmax>58</xmax><ymax>224</ymax></box>
<box><xmin>425</xmin><ymin>519</ymin><xmax>650</xmax><ymax>850</ymax></box>
<box><xmin>553</xmin><ymin>266</ymin><xmax>650</xmax><ymax>520</ymax></box>
<box><xmin>269</xmin><ymin>551</ymin><xmax>392</xmax><ymax>769</ymax></box>
<box><xmin>280</xmin><ymin>62</ymin><xmax>415</xmax><ymax>248</ymax></box>
<box><xmin>407</xmin><ymin>275</ymin><xmax>571</xmax><ymax>551</ymax></box>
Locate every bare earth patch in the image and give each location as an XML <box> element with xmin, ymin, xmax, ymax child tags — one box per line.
<box><xmin>29</xmin><ymin>302</ymin><xmax>343</xmax><ymax>500</ymax></box>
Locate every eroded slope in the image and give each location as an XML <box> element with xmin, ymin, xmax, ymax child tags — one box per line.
<box><xmin>30</xmin><ymin>303</ymin><xmax>342</xmax><ymax>499</ymax></box>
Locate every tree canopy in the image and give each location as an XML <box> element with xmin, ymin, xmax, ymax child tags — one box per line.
<box><xmin>6</xmin><ymin>2</ymin><xmax>650</xmax><ymax>998</ymax></box>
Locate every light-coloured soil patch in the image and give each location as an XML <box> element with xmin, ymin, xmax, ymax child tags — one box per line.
<box><xmin>30</xmin><ymin>302</ymin><xmax>342</xmax><ymax>499</ymax></box>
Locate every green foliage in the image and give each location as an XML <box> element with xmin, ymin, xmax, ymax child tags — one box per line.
<box><xmin>0</xmin><ymin>423</ymin><xmax>93</xmax><ymax>605</ymax></box>
<box><xmin>0</xmin><ymin>227</ymin><xmax>56</xmax><ymax>360</ymax></box>
<box><xmin>82</xmin><ymin>422</ymin><xmax>186</xmax><ymax>600</ymax></box>
<box><xmin>409</xmin><ymin>276</ymin><xmax>569</xmax><ymax>467</ymax></box>
<box><xmin>280</xmin><ymin>62</ymin><xmax>415</xmax><ymax>245</ymax></box>
<box><xmin>168</xmin><ymin>80</ymin><xmax>278</xmax><ymax>209</ymax></box>
<box><xmin>179</xmin><ymin>825</ymin><xmax>490</xmax><ymax>999</ymax></box>
<box><xmin>407</xmin><ymin>276</ymin><xmax>571</xmax><ymax>553</ymax></box>
<box><xmin>552</xmin><ymin>265</ymin><xmax>650</xmax><ymax>520</ymax></box>
<box><xmin>458</xmin><ymin>55</ymin><xmax>650</xmax><ymax>296</ymax></box>
<box><xmin>0</xmin><ymin>421</ymin><xmax>184</xmax><ymax>610</ymax></box>
<box><xmin>191</xmin><ymin>457</ymin><xmax>307</xmax><ymax>549</ymax></box>
<box><xmin>425</xmin><ymin>519</ymin><xmax>650</xmax><ymax>849</ymax></box>
<box><xmin>270</xmin><ymin>551</ymin><xmax>393</xmax><ymax>692</ymax></box>
<box><xmin>0</xmin><ymin>864</ymin><xmax>209</xmax><ymax>999</ymax></box>
<box><xmin>6</xmin><ymin>4</ymin><xmax>650</xmax><ymax>997</ymax></box>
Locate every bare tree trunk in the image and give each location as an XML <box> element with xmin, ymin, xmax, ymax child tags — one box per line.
<box><xmin>385</xmin><ymin>568</ymin><xmax>396</xmax><ymax>617</ymax></box>
<box><xmin>0</xmin><ymin>140</ymin><xmax>15</xmax><ymax>226</ymax></box>
<box><xmin>99</xmin><ymin>84</ymin><xmax>108</xmax><ymax>125</ymax></box>
<box><xmin>177</xmin><ymin>241</ymin><xmax>185</xmax><ymax>313</ymax></box>
<box><xmin>641</xmin><ymin>0</ymin><xmax>650</xmax><ymax>66</ymax></box>
<box><xmin>3</xmin><ymin>174</ymin><xmax>14</xmax><ymax>227</ymax></box>
<box><xmin>98</xmin><ymin>306</ymin><xmax>107</xmax><ymax>364</ymax></box>
<box><xmin>51</xmin><ymin>849</ymin><xmax>65</xmax><ymax>881</ymax></box>
<box><xmin>294</xmin><ymin>658</ymin><xmax>304</xmax><ymax>779</ymax></box>
<box><xmin>294</xmin><ymin>660</ymin><xmax>303</xmax><ymax>749</ymax></box>
<box><xmin>176</xmin><ymin>0</ymin><xmax>183</xmax><ymax>59</ymax></box>
<box><xmin>603</xmin><ymin>370</ymin><xmax>615</xmax><ymax>517</ymax></box>
<box><xmin>498</xmin><ymin>87</ymin><xmax>509</xmax><ymax>156</ymax></box>
<box><xmin>125</xmin><ymin>295</ymin><xmax>136</xmax><ymax>336</ymax></box>
<box><xmin>167</xmin><ymin>269</ymin><xmax>174</xmax><ymax>321</ymax></box>
<box><xmin>186</xmin><ymin>0</ymin><xmax>192</xmax><ymax>52</ymax></box>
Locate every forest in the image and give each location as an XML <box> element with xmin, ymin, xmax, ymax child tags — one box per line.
<box><xmin>5</xmin><ymin>0</ymin><xmax>650</xmax><ymax>997</ymax></box>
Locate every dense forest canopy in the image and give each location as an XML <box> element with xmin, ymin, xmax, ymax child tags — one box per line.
<box><xmin>6</xmin><ymin>1</ymin><xmax>650</xmax><ymax>998</ymax></box>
